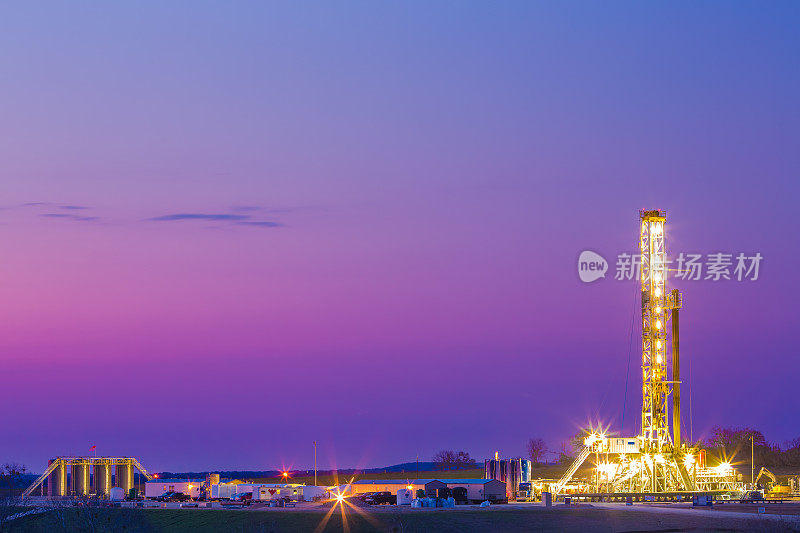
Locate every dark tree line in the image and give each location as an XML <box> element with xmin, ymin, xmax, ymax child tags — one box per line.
<box><xmin>432</xmin><ymin>450</ymin><xmax>476</xmax><ymax>470</ymax></box>
<box><xmin>702</xmin><ymin>426</ymin><xmax>800</xmax><ymax>467</ymax></box>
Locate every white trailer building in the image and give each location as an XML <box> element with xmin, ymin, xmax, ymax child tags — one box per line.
<box><xmin>145</xmin><ymin>479</ymin><xmax>204</xmax><ymax>499</ymax></box>
<box><xmin>210</xmin><ymin>482</ymin><xmax>325</xmax><ymax>501</ymax></box>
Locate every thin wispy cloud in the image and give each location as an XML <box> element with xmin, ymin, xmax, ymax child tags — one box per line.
<box><xmin>231</xmin><ymin>204</ymin><xmax>324</xmax><ymax>214</ymax></box>
<box><xmin>148</xmin><ymin>213</ymin><xmax>250</xmax><ymax>221</ymax></box>
<box><xmin>41</xmin><ymin>213</ymin><xmax>98</xmax><ymax>222</ymax></box>
<box><xmin>236</xmin><ymin>221</ymin><xmax>282</xmax><ymax>228</ymax></box>
<box><xmin>4</xmin><ymin>204</ymin><xmax>286</xmax><ymax>229</ymax></box>
<box><xmin>12</xmin><ymin>202</ymin><xmax>92</xmax><ymax>210</ymax></box>
<box><xmin>148</xmin><ymin>212</ymin><xmax>284</xmax><ymax>228</ymax></box>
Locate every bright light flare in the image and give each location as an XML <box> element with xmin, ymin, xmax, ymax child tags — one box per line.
<box><xmin>714</xmin><ymin>461</ymin><xmax>733</xmax><ymax>474</ymax></box>
<box><xmin>596</xmin><ymin>462</ymin><xmax>617</xmax><ymax>479</ymax></box>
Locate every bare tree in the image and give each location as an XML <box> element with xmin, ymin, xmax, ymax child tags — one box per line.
<box><xmin>0</xmin><ymin>463</ymin><xmax>27</xmax><ymax>499</ymax></box>
<box><xmin>526</xmin><ymin>438</ymin><xmax>547</xmax><ymax>465</ymax></box>
<box><xmin>455</xmin><ymin>451</ymin><xmax>476</xmax><ymax>470</ymax></box>
<box><xmin>432</xmin><ymin>450</ymin><xmax>457</xmax><ymax>470</ymax></box>
<box><xmin>434</xmin><ymin>450</ymin><xmax>476</xmax><ymax>470</ymax></box>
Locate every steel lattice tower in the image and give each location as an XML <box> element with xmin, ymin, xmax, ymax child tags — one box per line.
<box><xmin>639</xmin><ymin>209</ymin><xmax>671</xmax><ymax>452</ymax></box>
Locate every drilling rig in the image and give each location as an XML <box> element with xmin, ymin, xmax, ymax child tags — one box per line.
<box><xmin>552</xmin><ymin>209</ymin><xmax>741</xmax><ymax>496</ymax></box>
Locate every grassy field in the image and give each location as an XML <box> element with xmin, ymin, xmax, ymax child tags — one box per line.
<box><xmin>7</xmin><ymin>505</ymin><xmax>795</xmax><ymax>532</ymax></box>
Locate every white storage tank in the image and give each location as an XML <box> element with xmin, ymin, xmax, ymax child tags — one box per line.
<box><xmin>397</xmin><ymin>489</ymin><xmax>413</xmax><ymax>505</ymax></box>
<box><xmin>110</xmin><ymin>487</ymin><xmax>125</xmax><ymax>501</ymax></box>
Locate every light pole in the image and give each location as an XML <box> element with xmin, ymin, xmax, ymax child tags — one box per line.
<box><xmin>751</xmin><ymin>434</ymin><xmax>754</xmax><ymax>488</ymax></box>
<box><xmin>314</xmin><ymin>441</ymin><xmax>317</xmax><ymax>486</ymax></box>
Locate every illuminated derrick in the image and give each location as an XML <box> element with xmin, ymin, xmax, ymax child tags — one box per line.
<box><xmin>639</xmin><ymin>210</ymin><xmax>672</xmax><ymax>453</ymax></box>
<box><xmin>638</xmin><ymin>209</ymin><xmax>685</xmax><ymax>492</ymax></box>
<box><xmin>552</xmin><ymin>210</ymin><xmax>741</xmax><ymax>497</ymax></box>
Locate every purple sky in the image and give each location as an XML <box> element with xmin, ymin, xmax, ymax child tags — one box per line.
<box><xmin>1</xmin><ymin>2</ymin><xmax>798</xmax><ymax>473</ymax></box>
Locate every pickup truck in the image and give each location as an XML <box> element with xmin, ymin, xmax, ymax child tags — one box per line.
<box><xmin>158</xmin><ymin>491</ymin><xmax>192</xmax><ymax>502</ymax></box>
<box><xmin>364</xmin><ymin>492</ymin><xmax>397</xmax><ymax>505</ymax></box>
<box><xmin>230</xmin><ymin>492</ymin><xmax>253</xmax><ymax>503</ymax></box>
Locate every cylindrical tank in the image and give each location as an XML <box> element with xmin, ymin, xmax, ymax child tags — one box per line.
<box><xmin>207</xmin><ymin>473</ymin><xmax>220</xmax><ymax>485</ymax></box>
<box><xmin>94</xmin><ymin>464</ymin><xmax>111</xmax><ymax>496</ymax></box>
<box><xmin>396</xmin><ymin>488</ymin><xmax>413</xmax><ymax>505</ymax></box>
<box><xmin>521</xmin><ymin>459</ymin><xmax>531</xmax><ymax>482</ymax></box>
<box><xmin>485</xmin><ymin>459</ymin><xmax>509</xmax><ymax>482</ymax></box>
<box><xmin>109</xmin><ymin>487</ymin><xmax>125</xmax><ymax>501</ymax></box>
<box><xmin>485</xmin><ymin>459</ymin><xmax>495</xmax><ymax>480</ymax></box>
<box><xmin>48</xmin><ymin>460</ymin><xmax>66</xmax><ymax>497</ymax></box>
<box><xmin>115</xmin><ymin>464</ymin><xmax>134</xmax><ymax>492</ymax></box>
<box><xmin>72</xmin><ymin>463</ymin><xmax>89</xmax><ymax>496</ymax></box>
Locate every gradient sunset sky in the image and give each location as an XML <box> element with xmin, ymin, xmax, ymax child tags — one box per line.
<box><xmin>1</xmin><ymin>2</ymin><xmax>798</xmax><ymax>472</ymax></box>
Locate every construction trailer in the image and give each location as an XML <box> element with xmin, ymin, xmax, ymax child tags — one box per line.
<box><xmin>251</xmin><ymin>484</ymin><xmax>322</xmax><ymax>501</ymax></box>
<box><xmin>347</xmin><ymin>479</ymin><xmax>444</xmax><ymax>496</ymax></box>
<box><xmin>206</xmin><ymin>482</ymin><xmax>324</xmax><ymax>501</ymax></box>
<box><xmin>23</xmin><ymin>457</ymin><xmax>152</xmax><ymax>498</ymax></box>
<box><xmin>552</xmin><ymin>210</ymin><xmax>743</xmax><ymax>497</ymax></box>
<box><xmin>145</xmin><ymin>479</ymin><xmax>204</xmax><ymax>499</ymax></box>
